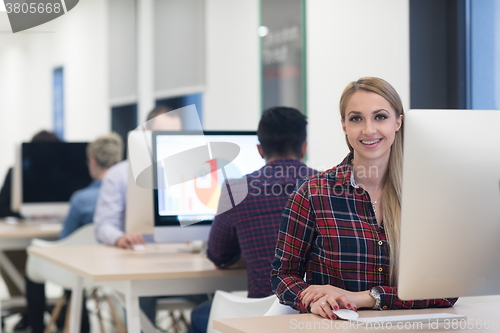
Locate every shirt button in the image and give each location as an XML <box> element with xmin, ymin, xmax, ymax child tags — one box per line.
<box><xmin>382</xmin><ymin>305</ymin><xmax>388</xmax><ymax>310</ymax></box>
<box><xmin>378</xmin><ymin>267</ymin><xmax>383</xmax><ymax>272</ymax></box>
<box><xmin>378</xmin><ymin>241</ymin><xmax>383</xmax><ymax>246</ymax></box>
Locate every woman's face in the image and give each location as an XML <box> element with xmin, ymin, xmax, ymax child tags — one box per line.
<box><xmin>342</xmin><ymin>91</ymin><xmax>402</xmax><ymax>164</ymax></box>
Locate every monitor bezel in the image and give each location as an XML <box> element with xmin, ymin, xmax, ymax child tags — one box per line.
<box><xmin>152</xmin><ymin>130</ymin><xmax>258</xmax><ymax>228</ymax></box>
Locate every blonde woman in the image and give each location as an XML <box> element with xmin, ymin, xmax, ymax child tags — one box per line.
<box><xmin>271</xmin><ymin>77</ymin><xmax>457</xmax><ymax>319</ymax></box>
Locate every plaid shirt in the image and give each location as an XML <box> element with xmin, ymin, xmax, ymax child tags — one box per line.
<box><xmin>271</xmin><ymin>154</ymin><xmax>457</xmax><ymax>312</ymax></box>
<box><xmin>207</xmin><ymin>159</ymin><xmax>317</xmax><ymax>298</ymax></box>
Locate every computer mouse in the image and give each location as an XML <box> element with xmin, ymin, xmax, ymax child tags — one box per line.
<box><xmin>131</xmin><ymin>244</ymin><xmax>145</xmax><ymax>251</ymax></box>
<box><xmin>5</xmin><ymin>217</ymin><xmax>19</xmax><ymax>225</ymax></box>
<box><xmin>332</xmin><ymin>309</ymin><xmax>359</xmax><ymax>320</ymax></box>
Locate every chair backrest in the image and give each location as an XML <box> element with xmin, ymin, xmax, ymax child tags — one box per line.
<box><xmin>263</xmin><ymin>297</ymin><xmax>299</xmax><ymax>316</ymax></box>
<box><xmin>207</xmin><ymin>291</ymin><xmax>279</xmax><ymax>333</ymax></box>
<box><xmin>31</xmin><ymin>223</ymin><xmax>98</xmax><ymax>247</ymax></box>
<box><xmin>27</xmin><ymin>224</ymin><xmax>98</xmax><ymax>287</ymax></box>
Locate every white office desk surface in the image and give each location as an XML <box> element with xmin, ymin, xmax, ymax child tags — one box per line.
<box><xmin>214</xmin><ymin>302</ymin><xmax>500</xmax><ymax>333</ymax></box>
<box><xmin>0</xmin><ymin>219</ymin><xmax>61</xmax><ymax>249</ymax></box>
<box><xmin>28</xmin><ymin>244</ymin><xmax>248</xmax><ymax>333</ymax></box>
<box><xmin>27</xmin><ymin>243</ymin><xmax>246</xmax><ymax>281</ymax></box>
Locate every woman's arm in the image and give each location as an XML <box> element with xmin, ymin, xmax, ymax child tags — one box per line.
<box><xmin>372</xmin><ymin>286</ymin><xmax>458</xmax><ymax>309</ymax></box>
<box><xmin>271</xmin><ymin>179</ymin><xmax>316</xmax><ymax>313</ymax></box>
<box><xmin>300</xmin><ymin>284</ymin><xmax>457</xmax><ymax>315</ymax></box>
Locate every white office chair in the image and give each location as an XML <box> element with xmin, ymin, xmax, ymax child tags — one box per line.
<box><xmin>27</xmin><ymin>224</ymin><xmax>126</xmax><ymax>333</ymax></box>
<box><xmin>263</xmin><ymin>297</ymin><xmax>299</xmax><ymax>316</ymax></box>
<box><xmin>27</xmin><ymin>223</ymin><xmax>98</xmax><ymax>284</ymax></box>
<box><xmin>207</xmin><ymin>290</ymin><xmax>298</xmax><ymax>333</ymax></box>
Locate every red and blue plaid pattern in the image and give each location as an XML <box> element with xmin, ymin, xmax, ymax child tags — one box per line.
<box><xmin>271</xmin><ymin>155</ymin><xmax>457</xmax><ymax>312</ymax></box>
<box><xmin>207</xmin><ymin>159</ymin><xmax>317</xmax><ymax>298</ymax></box>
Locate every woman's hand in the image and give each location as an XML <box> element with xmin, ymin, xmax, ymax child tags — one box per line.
<box><xmin>300</xmin><ymin>285</ymin><xmax>375</xmax><ymax>313</ymax></box>
<box><xmin>300</xmin><ymin>285</ymin><xmax>356</xmax><ymax>312</ymax></box>
<box><xmin>309</xmin><ymin>296</ymin><xmax>339</xmax><ymax>320</ymax></box>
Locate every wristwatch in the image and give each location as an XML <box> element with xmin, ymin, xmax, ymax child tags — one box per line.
<box><xmin>369</xmin><ymin>287</ymin><xmax>381</xmax><ymax>310</ymax></box>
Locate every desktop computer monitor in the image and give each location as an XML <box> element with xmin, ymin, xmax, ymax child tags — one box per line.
<box><xmin>398</xmin><ymin>109</ymin><xmax>500</xmax><ymax>300</ymax></box>
<box><xmin>11</xmin><ymin>142</ymin><xmax>92</xmax><ymax>218</ymax></box>
<box><xmin>152</xmin><ymin>131</ymin><xmax>265</xmax><ymax>243</ymax></box>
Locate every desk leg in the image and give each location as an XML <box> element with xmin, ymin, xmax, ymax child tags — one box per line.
<box><xmin>0</xmin><ymin>251</ymin><xmax>26</xmax><ymax>294</ymax></box>
<box><xmin>125</xmin><ymin>287</ymin><xmax>141</xmax><ymax>333</ymax></box>
<box><xmin>68</xmin><ymin>277</ymin><xmax>83</xmax><ymax>333</ymax></box>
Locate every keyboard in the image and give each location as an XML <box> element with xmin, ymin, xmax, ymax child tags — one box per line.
<box><xmin>353</xmin><ymin>313</ymin><xmax>466</xmax><ymax>325</ymax></box>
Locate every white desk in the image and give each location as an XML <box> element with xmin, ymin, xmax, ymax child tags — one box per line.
<box><xmin>214</xmin><ymin>302</ymin><xmax>500</xmax><ymax>333</ymax></box>
<box><xmin>0</xmin><ymin>219</ymin><xmax>61</xmax><ymax>333</ymax></box>
<box><xmin>0</xmin><ymin>219</ymin><xmax>61</xmax><ymax>249</ymax></box>
<box><xmin>28</xmin><ymin>244</ymin><xmax>247</xmax><ymax>333</ymax></box>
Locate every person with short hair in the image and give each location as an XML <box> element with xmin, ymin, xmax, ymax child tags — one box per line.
<box><xmin>60</xmin><ymin>133</ymin><xmax>123</xmax><ymax>238</ymax></box>
<box><xmin>94</xmin><ymin>105</ymin><xmax>181</xmax><ymax>249</ymax></box>
<box><xmin>27</xmin><ymin>133</ymin><xmax>123</xmax><ymax>333</ymax></box>
<box><xmin>93</xmin><ymin>106</ymin><xmax>186</xmax><ymax>325</ymax></box>
<box><xmin>0</xmin><ymin>130</ymin><xmax>60</xmax><ymax>331</ymax></box>
<box><xmin>0</xmin><ymin>130</ymin><xmax>61</xmax><ymax>218</ymax></box>
<box><xmin>189</xmin><ymin>106</ymin><xmax>317</xmax><ymax>333</ymax></box>
<box><xmin>271</xmin><ymin>77</ymin><xmax>457</xmax><ymax>319</ymax></box>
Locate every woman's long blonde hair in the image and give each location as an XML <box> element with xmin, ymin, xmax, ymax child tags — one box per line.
<box><xmin>339</xmin><ymin>77</ymin><xmax>404</xmax><ymax>285</ymax></box>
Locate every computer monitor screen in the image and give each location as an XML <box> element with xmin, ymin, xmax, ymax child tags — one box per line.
<box><xmin>153</xmin><ymin>131</ymin><xmax>265</xmax><ymax>243</ymax></box>
<box><xmin>398</xmin><ymin>109</ymin><xmax>500</xmax><ymax>300</ymax></box>
<box><xmin>15</xmin><ymin>142</ymin><xmax>91</xmax><ymax>217</ymax></box>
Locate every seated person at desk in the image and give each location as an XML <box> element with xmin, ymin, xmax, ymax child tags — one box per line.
<box><xmin>189</xmin><ymin>106</ymin><xmax>317</xmax><ymax>333</ymax></box>
<box><xmin>60</xmin><ymin>133</ymin><xmax>123</xmax><ymax>238</ymax></box>
<box><xmin>271</xmin><ymin>77</ymin><xmax>458</xmax><ymax>319</ymax></box>
<box><xmin>0</xmin><ymin>130</ymin><xmax>60</xmax><ymax>331</ymax></box>
<box><xmin>27</xmin><ymin>133</ymin><xmax>123</xmax><ymax>333</ymax></box>
<box><xmin>94</xmin><ymin>106</ymin><xmax>181</xmax><ymax>249</ymax></box>
<box><xmin>94</xmin><ymin>106</ymin><xmax>186</xmax><ymax>325</ymax></box>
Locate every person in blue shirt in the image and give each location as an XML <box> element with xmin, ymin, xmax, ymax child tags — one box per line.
<box><xmin>60</xmin><ymin>133</ymin><xmax>124</xmax><ymax>239</ymax></box>
<box><xmin>27</xmin><ymin>133</ymin><xmax>123</xmax><ymax>333</ymax></box>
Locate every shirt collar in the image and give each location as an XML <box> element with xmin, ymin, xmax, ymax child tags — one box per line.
<box><xmin>264</xmin><ymin>158</ymin><xmax>307</xmax><ymax>168</ymax></box>
<box><xmin>90</xmin><ymin>180</ymin><xmax>102</xmax><ymax>188</ymax></box>
<box><xmin>329</xmin><ymin>154</ymin><xmax>355</xmax><ymax>187</ymax></box>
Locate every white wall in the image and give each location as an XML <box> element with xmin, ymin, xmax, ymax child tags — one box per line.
<box><xmin>0</xmin><ymin>0</ymin><xmax>109</xmax><ymax>179</ymax></box>
<box><xmin>203</xmin><ymin>0</ymin><xmax>260</xmax><ymax>131</ymax></box>
<box><xmin>0</xmin><ymin>39</ymin><xmax>30</xmax><ymax>180</ymax></box>
<box><xmin>0</xmin><ymin>0</ymin><xmax>410</xmax><ymax>178</ymax></box>
<box><xmin>203</xmin><ymin>0</ymin><xmax>410</xmax><ymax>169</ymax></box>
<box><xmin>306</xmin><ymin>0</ymin><xmax>410</xmax><ymax>170</ymax></box>
<box><xmin>109</xmin><ymin>0</ymin><xmax>136</xmax><ymax>105</ymax></box>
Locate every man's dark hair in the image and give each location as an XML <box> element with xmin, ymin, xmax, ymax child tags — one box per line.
<box><xmin>257</xmin><ymin>106</ymin><xmax>307</xmax><ymax>159</ymax></box>
<box><xmin>145</xmin><ymin>105</ymin><xmax>183</xmax><ymax>130</ymax></box>
<box><xmin>146</xmin><ymin>105</ymin><xmax>173</xmax><ymax>122</ymax></box>
<box><xmin>31</xmin><ymin>130</ymin><xmax>61</xmax><ymax>142</ymax></box>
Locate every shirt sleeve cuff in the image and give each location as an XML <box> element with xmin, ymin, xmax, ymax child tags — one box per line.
<box><xmin>213</xmin><ymin>253</ymin><xmax>241</xmax><ymax>268</ymax></box>
<box><xmin>97</xmin><ymin>225</ymin><xmax>125</xmax><ymax>246</ymax></box>
<box><xmin>374</xmin><ymin>286</ymin><xmax>391</xmax><ymax>310</ymax></box>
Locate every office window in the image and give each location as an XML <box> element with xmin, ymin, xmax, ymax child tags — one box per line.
<box><xmin>470</xmin><ymin>0</ymin><xmax>500</xmax><ymax>109</ymax></box>
<box><xmin>111</xmin><ymin>104</ymin><xmax>137</xmax><ymax>159</ymax></box>
<box><xmin>53</xmin><ymin>67</ymin><xmax>64</xmax><ymax>140</ymax></box>
<box><xmin>410</xmin><ymin>0</ymin><xmax>500</xmax><ymax>110</ymax></box>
